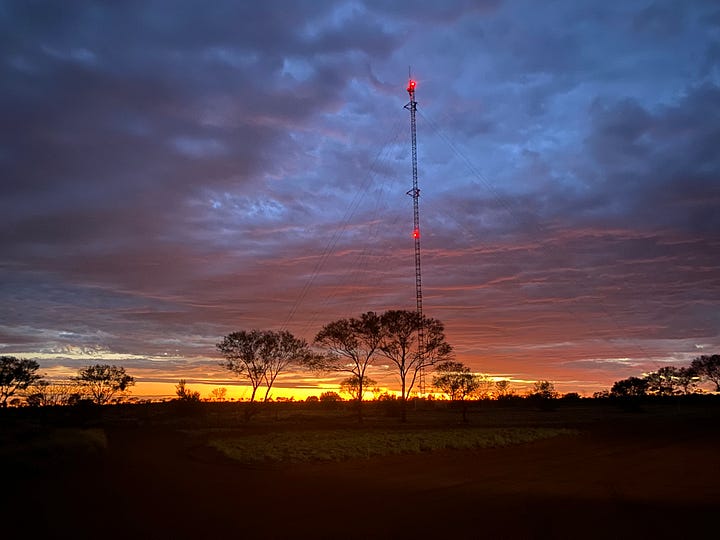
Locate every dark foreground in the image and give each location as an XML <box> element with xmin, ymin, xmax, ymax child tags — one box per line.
<box><xmin>4</xmin><ymin>400</ymin><xmax>720</xmax><ymax>539</ymax></box>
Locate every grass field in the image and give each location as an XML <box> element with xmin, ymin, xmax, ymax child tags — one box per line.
<box><xmin>0</xmin><ymin>427</ymin><xmax>107</xmax><ymax>461</ymax></box>
<box><xmin>209</xmin><ymin>426</ymin><xmax>577</xmax><ymax>463</ymax></box>
<box><xmin>3</xmin><ymin>398</ymin><xmax>720</xmax><ymax>539</ymax></box>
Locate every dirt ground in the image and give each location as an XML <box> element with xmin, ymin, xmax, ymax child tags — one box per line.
<box><xmin>6</xmin><ymin>404</ymin><xmax>720</xmax><ymax>539</ymax></box>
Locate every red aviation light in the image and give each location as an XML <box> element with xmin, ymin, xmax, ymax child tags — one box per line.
<box><xmin>412</xmin><ymin>228</ymin><xmax>420</xmax><ymax>239</ymax></box>
<box><xmin>407</xmin><ymin>79</ymin><xmax>416</xmax><ymax>93</ymax></box>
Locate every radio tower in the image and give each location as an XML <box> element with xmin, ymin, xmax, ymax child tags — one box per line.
<box><xmin>404</xmin><ymin>75</ymin><xmax>425</xmax><ymax>394</ymax></box>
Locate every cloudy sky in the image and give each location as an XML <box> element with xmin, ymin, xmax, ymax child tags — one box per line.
<box><xmin>2</xmin><ymin>0</ymin><xmax>719</xmax><ymax>397</ymax></box>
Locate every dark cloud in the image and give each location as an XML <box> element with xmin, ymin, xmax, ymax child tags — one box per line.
<box><xmin>584</xmin><ymin>83</ymin><xmax>720</xmax><ymax>232</ymax></box>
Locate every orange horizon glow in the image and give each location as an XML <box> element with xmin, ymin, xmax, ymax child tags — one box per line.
<box><xmin>130</xmin><ymin>381</ymin><xmax>350</xmax><ymax>402</ymax></box>
<box><xmin>107</xmin><ymin>377</ymin><xmax>580</xmax><ymax>403</ymax></box>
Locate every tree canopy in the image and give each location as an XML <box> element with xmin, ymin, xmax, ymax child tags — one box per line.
<box><xmin>691</xmin><ymin>354</ymin><xmax>720</xmax><ymax>391</ymax></box>
<box><xmin>611</xmin><ymin>365</ymin><xmax>701</xmax><ymax>398</ymax></box>
<box><xmin>312</xmin><ymin>311</ymin><xmax>384</xmax><ymax>421</ymax></box>
<box><xmin>432</xmin><ymin>361</ymin><xmax>481</xmax><ymax>401</ymax></box>
<box><xmin>529</xmin><ymin>380</ymin><xmax>560</xmax><ymax>400</ymax></box>
<box><xmin>74</xmin><ymin>364</ymin><xmax>135</xmax><ymax>405</ymax></box>
<box><xmin>379</xmin><ymin>310</ymin><xmax>453</xmax><ymax>413</ymax></box>
<box><xmin>432</xmin><ymin>361</ymin><xmax>484</xmax><ymax>422</ymax></box>
<box><xmin>611</xmin><ymin>376</ymin><xmax>649</xmax><ymax>397</ymax></box>
<box><xmin>0</xmin><ymin>356</ymin><xmax>42</xmax><ymax>407</ymax></box>
<box><xmin>217</xmin><ymin>329</ymin><xmax>311</xmax><ymax>403</ymax></box>
<box><xmin>175</xmin><ymin>379</ymin><xmax>201</xmax><ymax>402</ymax></box>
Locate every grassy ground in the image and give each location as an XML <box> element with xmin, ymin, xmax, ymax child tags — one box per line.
<box><xmin>0</xmin><ymin>427</ymin><xmax>107</xmax><ymax>462</ymax></box>
<box><xmin>3</xmin><ymin>398</ymin><xmax>719</xmax><ymax>539</ymax></box>
<box><xmin>209</xmin><ymin>426</ymin><xmax>577</xmax><ymax>463</ymax></box>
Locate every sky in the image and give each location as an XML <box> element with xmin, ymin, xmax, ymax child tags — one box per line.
<box><xmin>1</xmin><ymin>0</ymin><xmax>719</xmax><ymax>399</ymax></box>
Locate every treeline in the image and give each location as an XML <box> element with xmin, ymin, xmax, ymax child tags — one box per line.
<box><xmin>3</xmin><ymin>313</ymin><xmax>718</xmax><ymax>416</ymax></box>
<box><xmin>597</xmin><ymin>355</ymin><xmax>720</xmax><ymax>398</ymax></box>
<box><xmin>0</xmin><ymin>357</ymin><xmax>134</xmax><ymax>408</ymax></box>
<box><xmin>217</xmin><ymin>310</ymin><xmax>452</xmax><ymax>422</ymax></box>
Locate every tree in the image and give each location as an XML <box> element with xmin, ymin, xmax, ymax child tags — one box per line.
<box><xmin>318</xmin><ymin>391</ymin><xmax>343</xmax><ymax>409</ymax></box>
<box><xmin>74</xmin><ymin>364</ymin><xmax>135</xmax><ymax>405</ymax></box>
<box><xmin>261</xmin><ymin>330</ymin><xmax>313</xmax><ymax>402</ymax></box>
<box><xmin>433</xmin><ymin>361</ymin><xmax>481</xmax><ymax>401</ymax></box>
<box><xmin>26</xmin><ymin>380</ymin><xmax>76</xmax><ymax>407</ymax></box>
<box><xmin>209</xmin><ymin>387</ymin><xmax>227</xmax><ymax>402</ymax></box>
<box><xmin>0</xmin><ymin>356</ymin><xmax>42</xmax><ymax>407</ymax></box>
<box><xmin>645</xmin><ymin>367</ymin><xmax>681</xmax><ymax>396</ymax></box>
<box><xmin>312</xmin><ymin>312</ymin><xmax>383</xmax><ymax>422</ymax></box>
<box><xmin>529</xmin><ymin>380</ymin><xmax>559</xmax><ymax>400</ymax></box>
<box><xmin>217</xmin><ymin>330</ymin><xmax>266</xmax><ymax>403</ymax></box>
<box><xmin>432</xmin><ymin>361</ymin><xmax>482</xmax><ymax>422</ymax></box>
<box><xmin>473</xmin><ymin>374</ymin><xmax>496</xmax><ymax>399</ymax></box>
<box><xmin>691</xmin><ymin>354</ymin><xmax>720</xmax><ymax>391</ymax></box>
<box><xmin>527</xmin><ymin>380</ymin><xmax>559</xmax><ymax>411</ymax></box>
<box><xmin>175</xmin><ymin>379</ymin><xmax>201</xmax><ymax>402</ymax></box>
<box><xmin>494</xmin><ymin>379</ymin><xmax>514</xmax><ymax>398</ymax></box>
<box><xmin>675</xmin><ymin>366</ymin><xmax>700</xmax><ymax>395</ymax></box>
<box><xmin>340</xmin><ymin>375</ymin><xmax>378</xmax><ymax>401</ymax></box>
<box><xmin>319</xmin><ymin>391</ymin><xmax>342</xmax><ymax>402</ymax></box>
<box><xmin>217</xmin><ymin>329</ymin><xmax>311</xmax><ymax>404</ymax></box>
<box><xmin>611</xmin><ymin>376</ymin><xmax>648</xmax><ymax>397</ymax></box>
<box><xmin>378</xmin><ymin>310</ymin><xmax>453</xmax><ymax>421</ymax></box>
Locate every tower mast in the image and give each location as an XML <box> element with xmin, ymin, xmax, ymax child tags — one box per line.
<box><xmin>404</xmin><ymin>76</ymin><xmax>425</xmax><ymax>393</ymax></box>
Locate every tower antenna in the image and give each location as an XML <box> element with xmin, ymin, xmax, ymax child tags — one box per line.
<box><xmin>404</xmin><ymin>72</ymin><xmax>425</xmax><ymax>394</ymax></box>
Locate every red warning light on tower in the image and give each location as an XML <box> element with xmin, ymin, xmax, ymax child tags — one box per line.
<box><xmin>412</xmin><ymin>228</ymin><xmax>420</xmax><ymax>239</ymax></box>
<box><xmin>407</xmin><ymin>79</ymin><xmax>416</xmax><ymax>93</ymax></box>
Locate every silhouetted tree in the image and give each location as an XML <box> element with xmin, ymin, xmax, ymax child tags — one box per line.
<box><xmin>0</xmin><ymin>356</ymin><xmax>42</xmax><ymax>407</ymax></box>
<box><xmin>74</xmin><ymin>364</ymin><xmax>135</xmax><ymax>405</ymax></box>
<box><xmin>261</xmin><ymin>330</ymin><xmax>313</xmax><ymax>401</ymax></box>
<box><xmin>340</xmin><ymin>375</ymin><xmax>378</xmax><ymax>401</ymax></box>
<box><xmin>319</xmin><ymin>391</ymin><xmax>342</xmax><ymax>402</ymax></box>
<box><xmin>645</xmin><ymin>367</ymin><xmax>681</xmax><ymax>396</ymax></box>
<box><xmin>311</xmin><ymin>312</ymin><xmax>383</xmax><ymax>422</ymax></box>
<box><xmin>378</xmin><ymin>310</ymin><xmax>453</xmax><ymax>421</ymax></box>
<box><xmin>433</xmin><ymin>361</ymin><xmax>480</xmax><ymax>401</ymax></box>
<box><xmin>494</xmin><ymin>379</ymin><xmax>514</xmax><ymax>398</ymax></box>
<box><xmin>26</xmin><ymin>380</ymin><xmax>76</xmax><ymax>406</ymax></box>
<box><xmin>318</xmin><ymin>391</ymin><xmax>342</xmax><ymax>409</ymax></box>
<box><xmin>691</xmin><ymin>354</ymin><xmax>720</xmax><ymax>391</ymax></box>
<box><xmin>529</xmin><ymin>380</ymin><xmax>559</xmax><ymax>400</ymax></box>
<box><xmin>217</xmin><ymin>329</ymin><xmax>311</xmax><ymax>404</ymax></box>
<box><xmin>527</xmin><ymin>380</ymin><xmax>559</xmax><ymax>411</ymax></box>
<box><xmin>611</xmin><ymin>376</ymin><xmax>649</xmax><ymax>397</ymax></box>
<box><xmin>175</xmin><ymin>379</ymin><xmax>201</xmax><ymax>402</ymax></box>
<box><xmin>433</xmin><ymin>361</ymin><xmax>482</xmax><ymax>422</ymax></box>
<box><xmin>209</xmin><ymin>387</ymin><xmax>227</xmax><ymax>402</ymax></box>
<box><xmin>217</xmin><ymin>330</ymin><xmax>266</xmax><ymax>403</ymax></box>
<box><xmin>473</xmin><ymin>374</ymin><xmax>496</xmax><ymax>399</ymax></box>
<box><xmin>675</xmin><ymin>366</ymin><xmax>700</xmax><ymax>394</ymax></box>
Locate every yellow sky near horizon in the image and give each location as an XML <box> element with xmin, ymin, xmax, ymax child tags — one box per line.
<box><xmin>11</xmin><ymin>349</ymin><xmax>623</xmax><ymax>399</ymax></box>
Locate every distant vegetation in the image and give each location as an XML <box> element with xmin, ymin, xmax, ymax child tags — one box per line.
<box><xmin>175</xmin><ymin>379</ymin><xmax>201</xmax><ymax>402</ymax></box>
<box><xmin>2</xmin><ymin>315</ymin><xmax>718</xmax><ymax>416</ymax></box>
<box><xmin>1</xmin><ymin>359</ymin><xmax>135</xmax><ymax>408</ymax></box>
<box><xmin>599</xmin><ymin>355</ymin><xmax>720</xmax><ymax>398</ymax></box>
